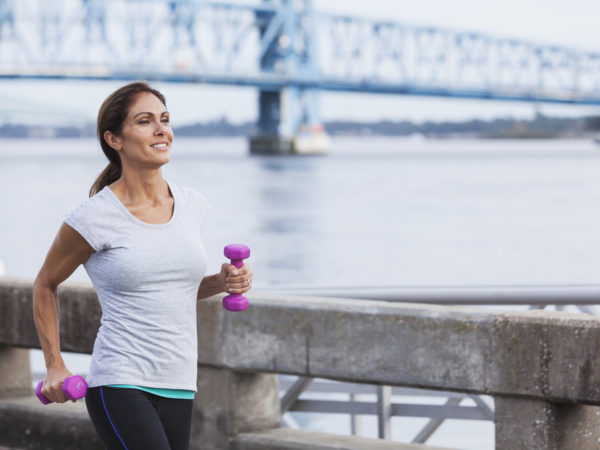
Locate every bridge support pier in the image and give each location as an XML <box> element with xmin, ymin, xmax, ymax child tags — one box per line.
<box><xmin>249</xmin><ymin>87</ymin><xmax>331</xmax><ymax>156</ymax></box>
<box><xmin>495</xmin><ymin>397</ymin><xmax>600</xmax><ymax>450</ymax></box>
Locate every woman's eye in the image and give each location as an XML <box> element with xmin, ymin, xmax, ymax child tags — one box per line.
<box><xmin>139</xmin><ymin>120</ymin><xmax>150</xmax><ymax>124</ymax></box>
<box><xmin>162</xmin><ymin>118</ymin><xmax>170</xmax><ymax>124</ymax></box>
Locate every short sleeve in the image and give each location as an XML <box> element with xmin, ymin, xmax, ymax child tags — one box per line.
<box><xmin>64</xmin><ymin>197</ymin><xmax>106</xmax><ymax>252</ymax></box>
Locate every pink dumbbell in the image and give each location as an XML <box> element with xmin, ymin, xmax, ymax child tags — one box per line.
<box><xmin>36</xmin><ymin>375</ymin><xmax>87</xmax><ymax>404</ymax></box>
<box><xmin>223</xmin><ymin>244</ymin><xmax>251</xmax><ymax>311</ymax></box>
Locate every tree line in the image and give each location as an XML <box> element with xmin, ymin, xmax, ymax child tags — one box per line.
<box><xmin>1</xmin><ymin>115</ymin><xmax>599</xmax><ymax>139</ymax></box>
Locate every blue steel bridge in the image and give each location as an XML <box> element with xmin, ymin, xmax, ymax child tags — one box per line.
<box><xmin>0</xmin><ymin>0</ymin><xmax>600</xmax><ymax>152</ymax></box>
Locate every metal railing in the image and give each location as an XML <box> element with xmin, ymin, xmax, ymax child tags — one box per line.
<box><xmin>257</xmin><ymin>284</ymin><xmax>600</xmax><ymax>306</ymax></box>
<box><xmin>278</xmin><ymin>376</ymin><xmax>494</xmax><ymax>444</ymax></box>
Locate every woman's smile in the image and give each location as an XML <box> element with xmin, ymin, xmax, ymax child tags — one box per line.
<box><xmin>150</xmin><ymin>142</ymin><xmax>170</xmax><ymax>151</ymax></box>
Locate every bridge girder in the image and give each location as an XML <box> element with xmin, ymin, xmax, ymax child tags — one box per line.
<box><xmin>0</xmin><ymin>0</ymin><xmax>599</xmax><ymax>138</ymax></box>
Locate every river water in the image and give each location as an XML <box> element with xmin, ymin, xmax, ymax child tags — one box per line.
<box><xmin>2</xmin><ymin>136</ymin><xmax>600</xmax><ymax>448</ymax></box>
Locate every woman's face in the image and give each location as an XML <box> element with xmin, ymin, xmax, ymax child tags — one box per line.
<box><xmin>110</xmin><ymin>92</ymin><xmax>173</xmax><ymax>169</ymax></box>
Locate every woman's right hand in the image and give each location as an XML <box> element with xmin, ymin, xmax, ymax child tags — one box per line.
<box><xmin>41</xmin><ymin>367</ymin><xmax>74</xmax><ymax>403</ymax></box>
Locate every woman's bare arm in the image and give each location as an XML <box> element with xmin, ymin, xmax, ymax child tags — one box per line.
<box><xmin>197</xmin><ymin>263</ymin><xmax>253</xmax><ymax>301</ymax></box>
<box><xmin>33</xmin><ymin>223</ymin><xmax>94</xmax><ymax>402</ymax></box>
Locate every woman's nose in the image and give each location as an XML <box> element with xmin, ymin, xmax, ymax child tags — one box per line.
<box><xmin>154</xmin><ymin>121</ymin><xmax>169</xmax><ymax>134</ymax></box>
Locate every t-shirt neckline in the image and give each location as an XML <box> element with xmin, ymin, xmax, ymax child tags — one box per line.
<box><xmin>102</xmin><ymin>180</ymin><xmax>178</xmax><ymax>229</ymax></box>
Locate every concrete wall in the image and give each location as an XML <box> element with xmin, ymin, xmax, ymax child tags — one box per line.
<box><xmin>196</xmin><ymin>292</ymin><xmax>600</xmax><ymax>405</ymax></box>
<box><xmin>2</xmin><ymin>277</ymin><xmax>600</xmax><ymax>449</ymax></box>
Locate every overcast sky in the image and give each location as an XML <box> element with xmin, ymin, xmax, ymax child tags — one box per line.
<box><xmin>0</xmin><ymin>0</ymin><xmax>599</xmax><ymax>125</ymax></box>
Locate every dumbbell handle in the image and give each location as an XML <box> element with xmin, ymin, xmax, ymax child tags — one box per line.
<box><xmin>223</xmin><ymin>244</ymin><xmax>250</xmax><ymax>311</ymax></box>
<box><xmin>36</xmin><ymin>375</ymin><xmax>87</xmax><ymax>404</ymax></box>
<box><xmin>230</xmin><ymin>258</ymin><xmax>244</xmax><ymax>269</ymax></box>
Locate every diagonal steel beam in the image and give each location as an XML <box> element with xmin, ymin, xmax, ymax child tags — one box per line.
<box><xmin>469</xmin><ymin>395</ymin><xmax>494</xmax><ymax>420</ymax></box>
<box><xmin>280</xmin><ymin>376</ymin><xmax>314</xmax><ymax>412</ymax></box>
<box><xmin>411</xmin><ymin>396</ymin><xmax>464</xmax><ymax>444</ymax></box>
<box><xmin>259</xmin><ymin>8</ymin><xmax>286</xmax><ymax>61</ymax></box>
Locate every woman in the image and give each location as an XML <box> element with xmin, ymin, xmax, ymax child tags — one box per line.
<box><xmin>32</xmin><ymin>81</ymin><xmax>252</xmax><ymax>449</ymax></box>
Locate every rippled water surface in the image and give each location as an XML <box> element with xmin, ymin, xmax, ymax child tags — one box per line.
<box><xmin>3</xmin><ymin>137</ymin><xmax>600</xmax><ymax>287</ymax></box>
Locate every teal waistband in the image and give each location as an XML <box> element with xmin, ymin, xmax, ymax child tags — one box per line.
<box><xmin>107</xmin><ymin>384</ymin><xmax>195</xmax><ymax>400</ymax></box>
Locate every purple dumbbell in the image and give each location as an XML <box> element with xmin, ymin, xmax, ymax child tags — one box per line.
<box><xmin>36</xmin><ymin>375</ymin><xmax>87</xmax><ymax>404</ymax></box>
<box><xmin>223</xmin><ymin>244</ymin><xmax>251</xmax><ymax>311</ymax></box>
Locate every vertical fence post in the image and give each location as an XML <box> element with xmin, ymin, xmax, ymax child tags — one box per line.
<box><xmin>350</xmin><ymin>392</ymin><xmax>362</xmax><ymax>436</ymax></box>
<box><xmin>376</xmin><ymin>385</ymin><xmax>392</xmax><ymax>439</ymax></box>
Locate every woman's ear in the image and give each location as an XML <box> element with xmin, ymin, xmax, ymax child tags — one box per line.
<box><xmin>103</xmin><ymin>130</ymin><xmax>122</xmax><ymax>152</ymax></box>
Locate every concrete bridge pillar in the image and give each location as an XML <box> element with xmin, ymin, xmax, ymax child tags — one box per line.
<box><xmin>495</xmin><ymin>397</ymin><xmax>600</xmax><ymax>450</ymax></box>
<box><xmin>0</xmin><ymin>346</ymin><xmax>31</xmax><ymax>398</ymax></box>
<box><xmin>250</xmin><ymin>0</ymin><xmax>330</xmax><ymax>155</ymax></box>
<box><xmin>191</xmin><ymin>364</ymin><xmax>281</xmax><ymax>450</ymax></box>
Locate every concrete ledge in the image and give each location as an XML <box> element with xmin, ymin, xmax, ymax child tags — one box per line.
<box><xmin>197</xmin><ymin>293</ymin><xmax>600</xmax><ymax>405</ymax></box>
<box><xmin>4</xmin><ymin>278</ymin><xmax>600</xmax><ymax>405</ymax></box>
<box><xmin>0</xmin><ymin>396</ymin><xmax>102</xmax><ymax>450</ymax></box>
<box><xmin>230</xmin><ymin>428</ymin><xmax>454</xmax><ymax>450</ymax></box>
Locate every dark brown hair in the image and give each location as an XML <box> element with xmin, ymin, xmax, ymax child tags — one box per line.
<box><xmin>89</xmin><ymin>81</ymin><xmax>167</xmax><ymax>197</ymax></box>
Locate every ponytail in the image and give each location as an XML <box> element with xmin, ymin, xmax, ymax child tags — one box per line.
<box><xmin>89</xmin><ymin>160</ymin><xmax>122</xmax><ymax>197</ymax></box>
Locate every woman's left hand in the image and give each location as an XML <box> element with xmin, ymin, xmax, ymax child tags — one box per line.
<box><xmin>219</xmin><ymin>262</ymin><xmax>253</xmax><ymax>294</ymax></box>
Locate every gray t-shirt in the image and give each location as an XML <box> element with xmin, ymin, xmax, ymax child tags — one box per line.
<box><xmin>65</xmin><ymin>180</ymin><xmax>209</xmax><ymax>391</ymax></box>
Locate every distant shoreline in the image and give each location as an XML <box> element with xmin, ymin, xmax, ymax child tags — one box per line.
<box><xmin>0</xmin><ymin>114</ymin><xmax>598</xmax><ymax>139</ymax></box>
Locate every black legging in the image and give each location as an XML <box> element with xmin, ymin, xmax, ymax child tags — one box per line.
<box><xmin>85</xmin><ymin>386</ymin><xmax>193</xmax><ymax>450</ymax></box>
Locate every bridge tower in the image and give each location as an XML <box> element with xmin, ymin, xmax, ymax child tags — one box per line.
<box><xmin>250</xmin><ymin>0</ymin><xmax>330</xmax><ymax>154</ymax></box>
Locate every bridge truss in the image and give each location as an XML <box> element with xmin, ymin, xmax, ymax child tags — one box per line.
<box><xmin>1</xmin><ymin>0</ymin><xmax>600</xmax><ymax>142</ymax></box>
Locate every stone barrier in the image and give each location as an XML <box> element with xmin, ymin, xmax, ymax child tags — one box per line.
<box><xmin>1</xmin><ymin>277</ymin><xmax>599</xmax><ymax>449</ymax></box>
